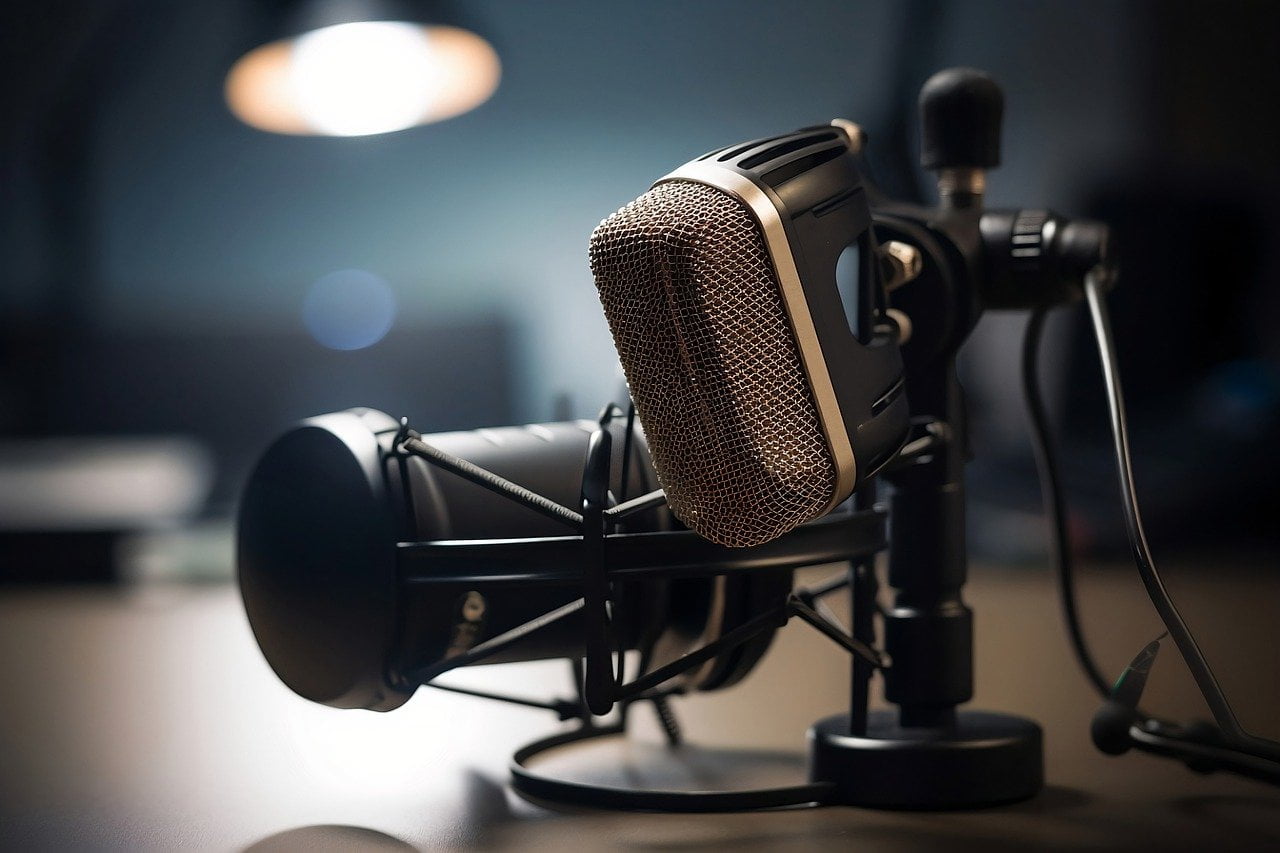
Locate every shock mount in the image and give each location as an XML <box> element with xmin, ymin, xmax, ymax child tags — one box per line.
<box><xmin>377</xmin><ymin>66</ymin><xmax>1127</xmax><ymax>811</ymax></box>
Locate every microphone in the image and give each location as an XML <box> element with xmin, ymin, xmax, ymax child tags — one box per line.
<box><xmin>590</xmin><ymin>124</ymin><xmax>910</xmax><ymax>548</ymax></box>
<box><xmin>236</xmin><ymin>407</ymin><xmax>801</xmax><ymax>711</ymax></box>
<box><xmin>232</xmin><ymin>69</ymin><xmax>1078</xmax><ymax>809</ymax></box>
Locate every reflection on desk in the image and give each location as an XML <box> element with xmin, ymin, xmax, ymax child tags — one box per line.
<box><xmin>1</xmin><ymin>561</ymin><xmax>1278</xmax><ymax>851</ymax></box>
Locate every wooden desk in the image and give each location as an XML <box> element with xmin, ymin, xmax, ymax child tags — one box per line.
<box><xmin>2</xmin><ymin>560</ymin><xmax>1278</xmax><ymax>850</ymax></box>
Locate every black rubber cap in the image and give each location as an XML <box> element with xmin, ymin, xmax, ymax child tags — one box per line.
<box><xmin>1090</xmin><ymin>701</ymin><xmax>1136</xmax><ymax>755</ymax></box>
<box><xmin>919</xmin><ymin>67</ymin><xmax>1004</xmax><ymax>170</ymax></box>
<box><xmin>237</xmin><ymin>409</ymin><xmax>410</xmax><ymax>711</ymax></box>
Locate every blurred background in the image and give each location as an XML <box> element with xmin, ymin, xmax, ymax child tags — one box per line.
<box><xmin>1</xmin><ymin>0</ymin><xmax>1277</xmax><ymax>584</ymax></box>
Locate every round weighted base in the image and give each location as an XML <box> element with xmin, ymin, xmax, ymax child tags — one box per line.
<box><xmin>808</xmin><ymin>709</ymin><xmax>1043</xmax><ymax>809</ymax></box>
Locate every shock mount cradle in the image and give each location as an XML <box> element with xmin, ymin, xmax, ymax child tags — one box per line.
<box><xmin>380</xmin><ymin>69</ymin><xmax>1065</xmax><ymax>812</ymax></box>
<box><xmin>391</xmin><ymin>398</ymin><xmax>1038</xmax><ymax>812</ymax></box>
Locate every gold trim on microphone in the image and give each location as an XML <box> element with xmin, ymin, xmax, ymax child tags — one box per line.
<box><xmin>655</xmin><ymin>162</ymin><xmax>857</xmax><ymax>513</ymax></box>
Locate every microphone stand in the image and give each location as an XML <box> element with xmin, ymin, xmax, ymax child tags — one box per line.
<box><xmin>807</xmin><ymin>69</ymin><xmax>1045</xmax><ymax>807</ymax></box>
<box><xmin>807</xmin><ymin>271</ymin><xmax>1044</xmax><ymax>806</ymax></box>
<box><xmin>372</xmin><ymin>69</ymin><xmax>1110</xmax><ymax>813</ymax></box>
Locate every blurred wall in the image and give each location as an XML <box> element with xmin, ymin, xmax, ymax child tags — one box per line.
<box><xmin>4</xmin><ymin>0</ymin><xmax>1275</xmax><ymax>550</ymax></box>
<box><xmin>3</xmin><ymin>0</ymin><xmax>1137</xmax><ymax>417</ymax></box>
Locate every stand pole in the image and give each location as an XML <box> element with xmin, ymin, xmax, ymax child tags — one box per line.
<box><xmin>849</xmin><ymin>484</ymin><xmax>878</xmax><ymax>737</ymax></box>
<box><xmin>808</xmin><ymin>361</ymin><xmax>1043</xmax><ymax>809</ymax></box>
<box><xmin>882</xmin><ymin>369</ymin><xmax>971</xmax><ymax>728</ymax></box>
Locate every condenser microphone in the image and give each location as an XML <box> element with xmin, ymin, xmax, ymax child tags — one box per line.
<box><xmin>590</xmin><ymin>123</ymin><xmax>909</xmax><ymax>548</ymax></box>
<box><xmin>237</xmin><ymin>407</ymin><xmax>804</xmax><ymax>711</ymax></box>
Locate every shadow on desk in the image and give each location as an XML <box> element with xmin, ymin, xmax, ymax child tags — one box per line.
<box><xmin>242</xmin><ymin>784</ymin><xmax>1280</xmax><ymax>852</ymax></box>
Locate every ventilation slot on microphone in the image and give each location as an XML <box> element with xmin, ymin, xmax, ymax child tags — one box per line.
<box><xmin>714</xmin><ymin>134</ymin><xmax>787</xmax><ymax>162</ymax></box>
<box><xmin>738</xmin><ymin>131</ymin><xmax>839</xmax><ymax>170</ymax></box>
<box><xmin>762</xmin><ymin>145</ymin><xmax>845</xmax><ymax>188</ymax></box>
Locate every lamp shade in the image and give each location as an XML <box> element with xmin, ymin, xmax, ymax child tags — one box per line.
<box><xmin>226</xmin><ymin>0</ymin><xmax>500</xmax><ymax>136</ymax></box>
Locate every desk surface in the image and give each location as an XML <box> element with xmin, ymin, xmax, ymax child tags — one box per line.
<box><xmin>2</xmin><ymin>560</ymin><xmax>1279</xmax><ymax>851</ymax></box>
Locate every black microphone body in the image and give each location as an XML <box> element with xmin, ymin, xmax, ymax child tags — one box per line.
<box><xmin>237</xmin><ymin>408</ymin><xmax>795</xmax><ymax>711</ymax></box>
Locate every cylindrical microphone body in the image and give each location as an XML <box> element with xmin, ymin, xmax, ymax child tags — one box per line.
<box><xmin>590</xmin><ymin>124</ymin><xmax>909</xmax><ymax>548</ymax></box>
<box><xmin>237</xmin><ymin>408</ymin><xmax>791</xmax><ymax>712</ymax></box>
<box><xmin>390</xmin><ymin>414</ymin><xmax>675</xmax><ymax>676</ymax></box>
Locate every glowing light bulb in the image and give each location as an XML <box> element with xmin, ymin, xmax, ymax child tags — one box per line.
<box><xmin>290</xmin><ymin>22</ymin><xmax>438</xmax><ymax>137</ymax></box>
<box><xmin>226</xmin><ymin>22</ymin><xmax>500</xmax><ymax>136</ymax></box>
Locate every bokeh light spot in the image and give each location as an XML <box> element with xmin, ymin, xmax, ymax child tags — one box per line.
<box><xmin>302</xmin><ymin>269</ymin><xmax>396</xmax><ymax>350</ymax></box>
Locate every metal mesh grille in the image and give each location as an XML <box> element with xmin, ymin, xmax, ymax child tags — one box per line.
<box><xmin>589</xmin><ymin>179</ymin><xmax>835</xmax><ymax>548</ymax></box>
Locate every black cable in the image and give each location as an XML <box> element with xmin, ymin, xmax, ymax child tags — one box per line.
<box><xmin>1128</xmin><ymin>726</ymin><xmax>1280</xmax><ymax>786</ymax></box>
<box><xmin>1083</xmin><ymin>274</ymin><xmax>1280</xmax><ymax>762</ymax></box>
<box><xmin>1021</xmin><ymin>307</ymin><xmax>1113</xmax><ymax>700</ymax></box>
